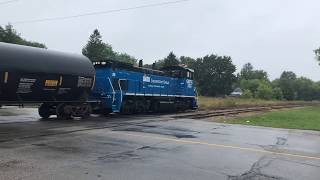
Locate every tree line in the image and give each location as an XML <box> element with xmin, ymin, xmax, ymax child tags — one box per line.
<box><xmin>1</xmin><ymin>26</ymin><xmax>320</xmax><ymax>101</ymax></box>
<box><xmin>145</xmin><ymin>52</ymin><xmax>237</xmax><ymax>97</ymax></box>
<box><xmin>0</xmin><ymin>24</ymin><xmax>46</xmax><ymax>48</ymax></box>
<box><xmin>237</xmin><ymin>64</ymin><xmax>320</xmax><ymax>101</ymax></box>
<box><xmin>82</xmin><ymin>29</ymin><xmax>138</xmax><ymax>65</ymax></box>
<box><xmin>146</xmin><ymin>53</ymin><xmax>320</xmax><ymax>101</ymax></box>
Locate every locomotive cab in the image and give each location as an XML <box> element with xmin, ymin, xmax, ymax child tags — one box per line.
<box><xmin>161</xmin><ymin>66</ymin><xmax>198</xmax><ymax>110</ymax></box>
<box><xmin>161</xmin><ymin>66</ymin><xmax>194</xmax><ymax>80</ymax></box>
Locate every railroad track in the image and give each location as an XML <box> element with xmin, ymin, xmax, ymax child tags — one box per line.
<box><xmin>173</xmin><ymin>104</ymin><xmax>304</xmax><ymax>119</ymax></box>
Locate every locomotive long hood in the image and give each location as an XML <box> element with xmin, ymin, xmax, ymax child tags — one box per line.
<box><xmin>0</xmin><ymin>42</ymin><xmax>95</xmax><ymax>76</ymax></box>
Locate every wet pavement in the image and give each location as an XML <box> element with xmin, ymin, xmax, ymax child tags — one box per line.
<box><xmin>0</xmin><ymin>107</ymin><xmax>320</xmax><ymax>180</ymax></box>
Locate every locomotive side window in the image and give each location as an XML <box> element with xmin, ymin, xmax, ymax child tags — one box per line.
<box><xmin>181</xmin><ymin>71</ymin><xmax>189</xmax><ymax>79</ymax></box>
<box><xmin>171</xmin><ymin>70</ymin><xmax>181</xmax><ymax>77</ymax></box>
<box><xmin>186</xmin><ymin>71</ymin><xmax>190</xmax><ymax>79</ymax></box>
<box><xmin>112</xmin><ymin>78</ymin><xmax>129</xmax><ymax>91</ymax></box>
<box><xmin>161</xmin><ymin>66</ymin><xmax>195</xmax><ymax>79</ymax></box>
<box><xmin>112</xmin><ymin>78</ymin><xmax>120</xmax><ymax>90</ymax></box>
<box><xmin>120</xmin><ymin>80</ymin><xmax>129</xmax><ymax>91</ymax></box>
<box><xmin>187</xmin><ymin>71</ymin><xmax>194</xmax><ymax>80</ymax></box>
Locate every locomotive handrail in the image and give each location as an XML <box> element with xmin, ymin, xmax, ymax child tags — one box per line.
<box><xmin>107</xmin><ymin>77</ymin><xmax>116</xmax><ymax>103</ymax></box>
<box><xmin>118</xmin><ymin>79</ymin><xmax>126</xmax><ymax>104</ymax></box>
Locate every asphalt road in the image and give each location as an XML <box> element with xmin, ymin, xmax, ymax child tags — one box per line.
<box><xmin>0</xmin><ymin>106</ymin><xmax>320</xmax><ymax>180</ymax></box>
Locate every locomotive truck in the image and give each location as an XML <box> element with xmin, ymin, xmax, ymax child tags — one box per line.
<box><xmin>0</xmin><ymin>42</ymin><xmax>198</xmax><ymax>119</ymax></box>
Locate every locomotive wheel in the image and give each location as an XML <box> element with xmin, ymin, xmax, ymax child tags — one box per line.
<box><xmin>175</xmin><ymin>101</ymin><xmax>184</xmax><ymax>112</ymax></box>
<box><xmin>38</xmin><ymin>103</ymin><xmax>51</xmax><ymax>119</ymax></box>
<box><xmin>101</xmin><ymin>108</ymin><xmax>112</xmax><ymax>116</ymax></box>
<box><xmin>135</xmin><ymin>101</ymin><xmax>146</xmax><ymax>114</ymax></box>
<box><xmin>151</xmin><ymin>101</ymin><xmax>160</xmax><ymax>113</ymax></box>
<box><xmin>121</xmin><ymin>100</ymin><xmax>134</xmax><ymax>115</ymax></box>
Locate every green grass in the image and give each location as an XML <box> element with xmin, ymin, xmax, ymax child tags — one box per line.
<box><xmin>229</xmin><ymin>106</ymin><xmax>320</xmax><ymax>131</ymax></box>
<box><xmin>198</xmin><ymin>96</ymin><xmax>289</xmax><ymax>110</ymax></box>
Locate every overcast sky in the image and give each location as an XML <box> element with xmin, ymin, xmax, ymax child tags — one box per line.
<box><xmin>1</xmin><ymin>0</ymin><xmax>319</xmax><ymax>80</ymax></box>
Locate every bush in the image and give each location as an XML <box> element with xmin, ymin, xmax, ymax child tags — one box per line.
<box><xmin>241</xmin><ymin>90</ymin><xmax>253</xmax><ymax>99</ymax></box>
<box><xmin>240</xmin><ymin>79</ymin><xmax>260</xmax><ymax>96</ymax></box>
<box><xmin>272</xmin><ymin>87</ymin><xmax>284</xmax><ymax>100</ymax></box>
<box><xmin>256</xmin><ymin>84</ymin><xmax>273</xmax><ymax>100</ymax></box>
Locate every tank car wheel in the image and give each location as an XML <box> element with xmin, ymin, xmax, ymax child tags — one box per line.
<box><xmin>39</xmin><ymin>103</ymin><xmax>51</xmax><ymax>119</ymax></box>
<box><xmin>56</xmin><ymin>104</ymin><xmax>72</xmax><ymax>120</ymax></box>
<box><xmin>80</xmin><ymin>104</ymin><xmax>92</xmax><ymax>119</ymax></box>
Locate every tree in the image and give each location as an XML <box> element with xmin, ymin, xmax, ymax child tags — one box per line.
<box><xmin>272</xmin><ymin>87</ymin><xmax>284</xmax><ymax>100</ymax></box>
<box><xmin>114</xmin><ymin>53</ymin><xmax>137</xmax><ymax>65</ymax></box>
<box><xmin>194</xmin><ymin>55</ymin><xmax>236</xmax><ymax>96</ymax></box>
<box><xmin>82</xmin><ymin>29</ymin><xmax>138</xmax><ymax>65</ymax></box>
<box><xmin>315</xmin><ymin>48</ymin><xmax>320</xmax><ymax>64</ymax></box>
<box><xmin>180</xmin><ymin>56</ymin><xmax>196</xmax><ymax>68</ymax></box>
<box><xmin>82</xmin><ymin>29</ymin><xmax>115</xmax><ymax>62</ymax></box>
<box><xmin>272</xmin><ymin>73</ymin><xmax>320</xmax><ymax>101</ymax></box>
<box><xmin>271</xmin><ymin>79</ymin><xmax>281</xmax><ymax>88</ymax></box>
<box><xmin>256</xmin><ymin>83</ymin><xmax>273</xmax><ymax>100</ymax></box>
<box><xmin>312</xmin><ymin>83</ymin><xmax>320</xmax><ymax>100</ymax></box>
<box><xmin>239</xmin><ymin>63</ymin><xmax>254</xmax><ymax>80</ymax></box>
<box><xmin>295</xmin><ymin>77</ymin><xmax>318</xmax><ymax>101</ymax></box>
<box><xmin>0</xmin><ymin>24</ymin><xmax>46</xmax><ymax>48</ymax></box>
<box><xmin>252</xmin><ymin>70</ymin><xmax>268</xmax><ymax>81</ymax></box>
<box><xmin>279</xmin><ymin>71</ymin><xmax>297</xmax><ymax>100</ymax></box>
<box><xmin>240</xmin><ymin>79</ymin><xmax>261</xmax><ymax>97</ymax></box>
<box><xmin>241</xmin><ymin>89</ymin><xmax>253</xmax><ymax>99</ymax></box>
<box><xmin>163</xmin><ymin>52</ymin><xmax>180</xmax><ymax>67</ymax></box>
<box><xmin>239</xmin><ymin>63</ymin><xmax>268</xmax><ymax>81</ymax></box>
<box><xmin>145</xmin><ymin>59</ymin><xmax>165</xmax><ymax>70</ymax></box>
<box><xmin>146</xmin><ymin>55</ymin><xmax>195</xmax><ymax>70</ymax></box>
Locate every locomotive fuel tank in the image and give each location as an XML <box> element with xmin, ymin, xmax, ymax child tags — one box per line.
<box><xmin>0</xmin><ymin>42</ymin><xmax>95</xmax><ymax>118</ymax></box>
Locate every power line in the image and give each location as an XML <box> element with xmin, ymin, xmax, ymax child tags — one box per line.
<box><xmin>0</xmin><ymin>0</ymin><xmax>20</xmax><ymax>5</ymax></box>
<box><xmin>10</xmin><ymin>0</ymin><xmax>190</xmax><ymax>25</ymax></box>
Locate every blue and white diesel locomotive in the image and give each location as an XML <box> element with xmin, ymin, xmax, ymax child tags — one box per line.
<box><xmin>90</xmin><ymin>60</ymin><xmax>198</xmax><ymax>114</ymax></box>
